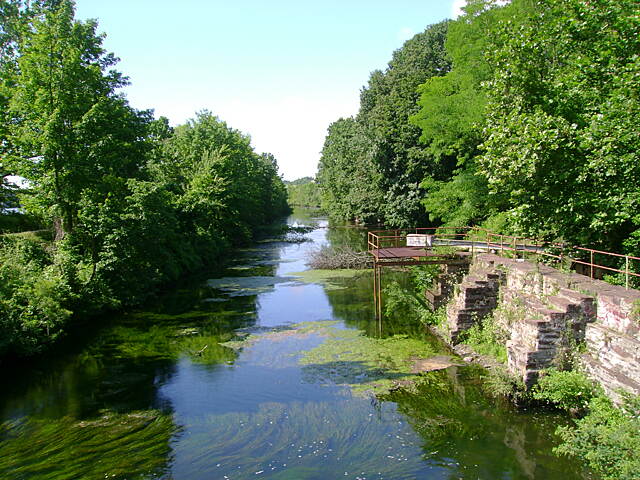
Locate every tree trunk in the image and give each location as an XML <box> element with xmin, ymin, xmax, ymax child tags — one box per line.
<box><xmin>53</xmin><ymin>217</ymin><xmax>65</xmax><ymax>241</ymax></box>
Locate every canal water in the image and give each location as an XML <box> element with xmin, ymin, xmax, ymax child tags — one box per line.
<box><xmin>0</xmin><ymin>210</ymin><xmax>593</xmax><ymax>479</ymax></box>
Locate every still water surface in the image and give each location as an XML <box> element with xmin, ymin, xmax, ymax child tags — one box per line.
<box><xmin>0</xmin><ymin>210</ymin><xmax>592</xmax><ymax>479</ymax></box>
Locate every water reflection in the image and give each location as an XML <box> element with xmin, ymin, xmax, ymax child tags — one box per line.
<box><xmin>385</xmin><ymin>368</ymin><xmax>587</xmax><ymax>479</ymax></box>
<box><xmin>0</xmin><ymin>210</ymin><xmax>594</xmax><ymax>479</ymax></box>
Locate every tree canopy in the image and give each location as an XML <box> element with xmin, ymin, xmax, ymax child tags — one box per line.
<box><xmin>319</xmin><ymin>0</ymin><xmax>640</xmax><ymax>264</ymax></box>
<box><xmin>317</xmin><ymin>21</ymin><xmax>451</xmax><ymax>227</ymax></box>
<box><xmin>0</xmin><ymin>0</ymin><xmax>289</xmax><ymax>357</ymax></box>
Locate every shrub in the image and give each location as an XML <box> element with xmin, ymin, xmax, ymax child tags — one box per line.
<box><xmin>409</xmin><ymin>264</ymin><xmax>441</xmax><ymax>291</ymax></box>
<box><xmin>307</xmin><ymin>245</ymin><xmax>370</xmax><ymax>270</ymax></box>
<box><xmin>555</xmin><ymin>394</ymin><xmax>640</xmax><ymax>480</ymax></box>
<box><xmin>482</xmin><ymin>367</ymin><xmax>527</xmax><ymax>403</ymax></box>
<box><xmin>0</xmin><ymin>236</ymin><xmax>71</xmax><ymax>356</ymax></box>
<box><xmin>532</xmin><ymin>369</ymin><xmax>600</xmax><ymax>412</ymax></box>
<box><xmin>460</xmin><ymin>316</ymin><xmax>508</xmax><ymax>363</ymax></box>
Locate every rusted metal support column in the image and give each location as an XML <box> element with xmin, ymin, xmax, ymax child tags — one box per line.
<box><xmin>590</xmin><ymin>251</ymin><xmax>594</xmax><ymax>279</ymax></box>
<box><xmin>373</xmin><ymin>264</ymin><xmax>379</xmax><ymax>319</ymax></box>
<box><xmin>378</xmin><ymin>265</ymin><xmax>383</xmax><ymax>319</ymax></box>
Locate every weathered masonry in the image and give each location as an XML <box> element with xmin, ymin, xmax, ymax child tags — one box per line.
<box><xmin>368</xmin><ymin>228</ymin><xmax>640</xmax><ymax>398</ymax></box>
<box><xmin>448</xmin><ymin>253</ymin><xmax>640</xmax><ymax>399</ymax></box>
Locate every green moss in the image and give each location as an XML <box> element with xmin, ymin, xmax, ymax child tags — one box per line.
<box><xmin>632</xmin><ymin>299</ymin><xmax>640</xmax><ymax>323</ymax></box>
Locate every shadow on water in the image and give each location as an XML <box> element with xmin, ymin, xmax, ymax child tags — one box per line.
<box><xmin>382</xmin><ymin>367</ymin><xmax>593</xmax><ymax>480</ymax></box>
<box><xmin>0</xmin><ymin>209</ymin><xmax>596</xmax><ymax>479</ymax></box>
<box><xmin>0</xmin><ymin>240</ymin><xmax>285</xmax><ymax>479</ymax></box>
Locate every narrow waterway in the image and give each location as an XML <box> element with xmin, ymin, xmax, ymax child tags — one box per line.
<box><xmin>0</xmin><ymin>210</ymin><xmax>592</xmax><ymax>479</ymax></box>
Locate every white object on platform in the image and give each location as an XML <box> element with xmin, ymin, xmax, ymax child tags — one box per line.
<box><xmin>406</xmin><ymin>234</ymin><xmax>434</xmax><ymax>247</ymax></box>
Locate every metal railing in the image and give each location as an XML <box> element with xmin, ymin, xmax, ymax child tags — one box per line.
<box><xmin>368</xmin><ymin>227</ymin><xmax>475</xmax><ymax>252</ymax></box>
<box><xmin>368</xmin><ymin>227</ymin><xmax>640</xmax><ymax>289</ymax></box>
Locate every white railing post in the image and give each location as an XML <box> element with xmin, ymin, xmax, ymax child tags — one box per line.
<box><xmin>626</xmin><ymin>255</ymin><xmax>630</xmax><ymax>290</ymax></box>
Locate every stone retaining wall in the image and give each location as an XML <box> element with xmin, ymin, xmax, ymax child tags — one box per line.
<box><xmin>445</xmin><ymin>253</ymin><xmax>640</xmax><ymax>397</ymax></box>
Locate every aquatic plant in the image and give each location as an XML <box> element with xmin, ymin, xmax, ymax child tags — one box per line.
<box><xmin>298</xmin><ymin>325</ymin><xmax>455</xmax><ymax>396</ymax></box>
<box><xmin>0</xmin><ymin>410</ymin><xmax>175</xmax><ymax>480</ymax></box>
<box><xmin>172</xmin><ymin>400</ymin><xmax>426</xmax><ymax>479</ymax></box>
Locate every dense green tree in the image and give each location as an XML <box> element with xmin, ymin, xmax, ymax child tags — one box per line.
<box><xmin>287</xmin><ymin>176</ymin><xmax>314</xmax><ymax>186</ymax></box>
<box><xmin>411</xmin><ymin>0</ymin><xmax>532</xmax><ymax>228</ymax></box>
<box><xmin>4</xmin><ymin>0</ymin><xmax>149</xmax><ymax>238</ymax></box>
<box><xmin>285</xmin><ymin>177</ymin><xmax>321</xmax><ymax>208</ymax></box>
<box><xmin>479</xmin><ymin>0</ymin><xmax>640</xmax><ymax>253</ymax></box>
<box><xmin>0</xmin><ymin>0</ymin><xmax>25</xmax><ymax>206</ymax></box>
<box><xmin>0</xmin><ymin>2</ymin><xmax>289</xmax><ymax>358</ymax></box>
<box><xmin>0</xmin><ymin>173</ymin><xmax>17</xmax><ymax>210</ymax></box>
<box><xmin>318</xmin><ymin>22</ymin><xmax>451</xmax><ymax>227</ymax></box>
<box><xmin>74</xmin><ymin>177</ymin><xmax>188</xmax><ymax>306</ymax></box>
<box><xmin>161</xmin><ymin>111</ymin><xmax>287</xmax><ymax>244</ymax></box>
<box><xmin>358</xmin><ymin>21</ymin><xmax>451</xmax><ymax>226</ymax></box>
<box><xmin>317</xmin><ymin>117</ymin><xmax>383</xmax><ymax>223</ymax></box>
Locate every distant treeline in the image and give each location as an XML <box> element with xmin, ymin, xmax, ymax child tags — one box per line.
<box><xmin>0</xmin><ymin>1</ymin><xmax>289</xmax><ymax>358</ymax></box>
<box><xmin>285</xmin><ymin>177</ymin><xmax>321</xmax><ymax>208</ymax></box>
<box><xmin>317</xmin><ymin>0</ymin><xmax>640</xmax><ymax>264</ymax></box>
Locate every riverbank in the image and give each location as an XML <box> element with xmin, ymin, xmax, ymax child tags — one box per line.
<box><xmin>0</xmin><ymin>212</ymin><xmax>594</xmax><ymax>479</ymax></box>
<box><xmin>0</xmin><ymin>215</ymin><xmax>295</xmax><ymax>362</ymax></box>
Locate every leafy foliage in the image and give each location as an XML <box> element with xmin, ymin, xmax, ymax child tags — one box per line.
<box><xmin>5</xmin><ymin>1</ymin><xmax>147</xmax><ymax>237</ymax></box>
<box><xmin>555</xmin><ymin>394</ymin><xmax>640</xmax><ymax>480</ymax></box>
<box><xmin>285</xmin><ymin>177</ymin><xmax>321</xmax><ymax>208</ymax></box>
<box><xmin>460</xmin><ymin>315</ymin><xmax>508</xmax><ymax>363</ymax></box>
<box><xmin>320</xmin><ymin>0</ymin><xmax>640</xmax><ymax>277</ymax></box>
<box><xmin>480</xmin><ymin>0</ymin><xmax>640</xmax><ymax>254</ymax></box>
<box><xmin>318</xmin><ymin>21</ymin><xmax>450</xmax><ymax>227</ymax></box>
<box><xmin>532</xmin><ymin>369</ymin><xmax>601</xmax><ymax>412</ymax></box>
<box><xmin>0</xmin><ymin>234</ymin><xmax>71</xmax><ymax>355</ymax></box>
<box><xmin>0</xmin><ymin>1</ymin><xmax>289</xmax><ymax>358</ymax></box>
<box><xmin>317</xmin><ymin>117</ymin><xmax>384</xmax><ymax>224</ymax></box>
<box><xmin>383</xmin><ymin>272</ymin><xmax>446</xmax><ymax>327</ymax></box>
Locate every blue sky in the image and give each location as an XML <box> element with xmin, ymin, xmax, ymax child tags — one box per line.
<box><xmin>75</xmin><ymin>0</ymin><xmax>465</xmax><ymax>180</ymax></box>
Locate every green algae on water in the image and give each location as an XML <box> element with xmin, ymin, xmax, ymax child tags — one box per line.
<box><xmin>206</xmin><ymin>275</ymin><xmax>296</xmax><ymax>296</ymax></box>
<box><xmin>298</xmin><ymin>325</ymin><xmax>459</xmax><ymax>396</ymax></box>
<box><xmin>219</xmin><ymin>321</ymin><xmax>340</xmax><ymax>351</ymax></box>
<box><xmin>218</xmin><ymin>321</ymin><xmax>459</xmax><ymax>396</ymax></box>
